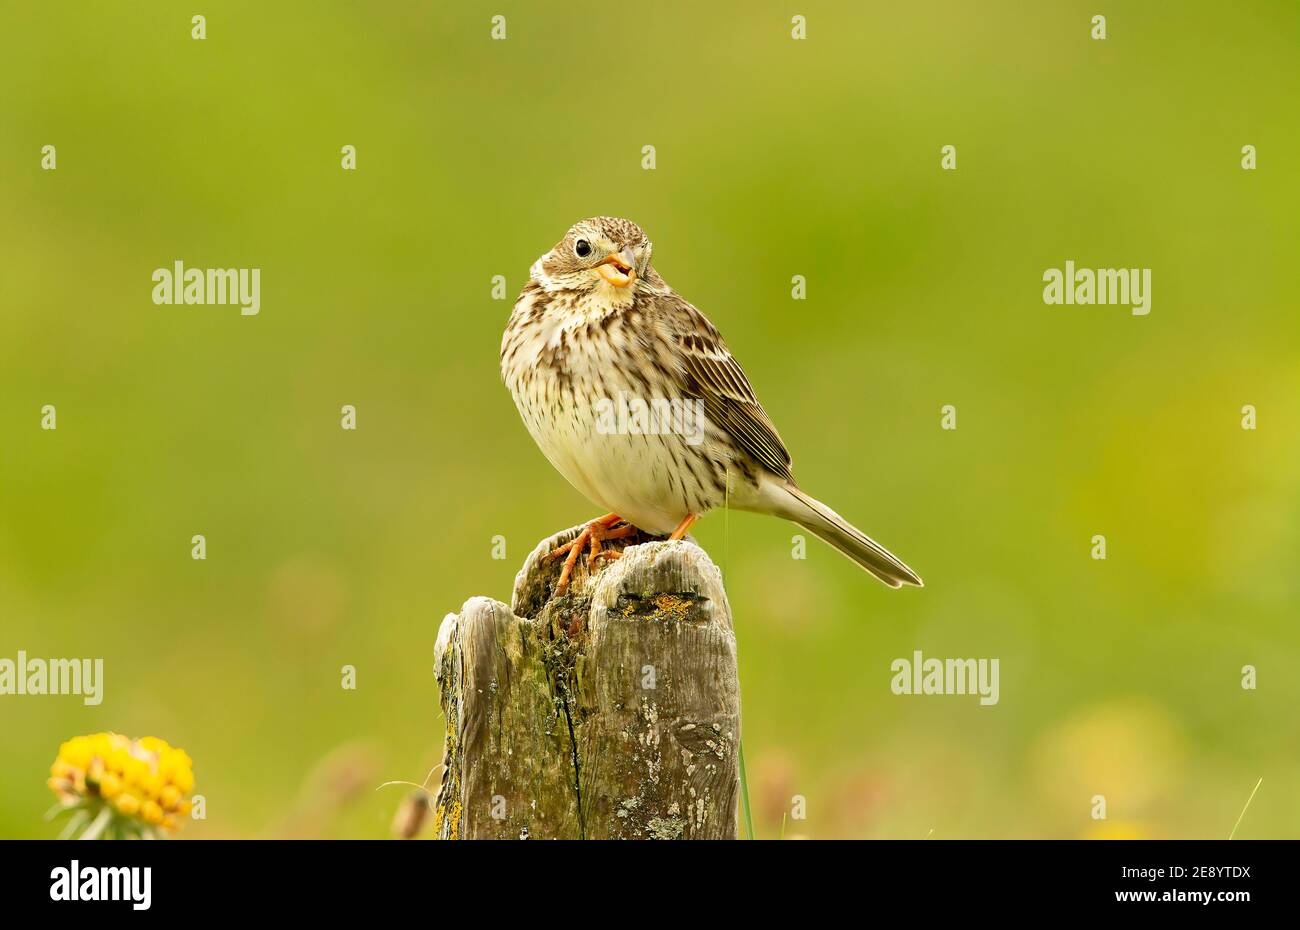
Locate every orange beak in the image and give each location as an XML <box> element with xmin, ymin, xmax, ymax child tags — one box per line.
<box><xmin>596</xmin><ymin>248</ymin><xmax>638</xmax><ymax>288</ymax></box>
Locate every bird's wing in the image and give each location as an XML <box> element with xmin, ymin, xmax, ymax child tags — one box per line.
<box><xmin>655</xmin><ymin>294</ymin><xmax>795</xmax><ymax>483</ymax></box>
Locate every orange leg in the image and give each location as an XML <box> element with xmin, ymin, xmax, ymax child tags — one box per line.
<box><xmin>549</xmin><ymin>513</ymin><xmax>622</xmax><ymax>559</ymax></box>
<box><xmin>589</xmin><ymin>524</ymin><xmax>639</xmax><ymax>561</ymax></box>
<box><xmin>668</xmin><ymin>513</ymin><xmax>699</xmax><ymax>541</ymax></box>
<box><xmin>553</xmin><ymin>541</ymin><xmax>584</xmax><ymax>597</ymax></box>
<box><xmin>549</xmin><ymin>514</ymin><xmax>638</xmax><ymax>596</ymax></box>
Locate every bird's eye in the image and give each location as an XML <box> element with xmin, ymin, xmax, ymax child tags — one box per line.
<box><xmin>574</xmin><ymin>239</ymin><xmax>592</xmax><ymax>258</ymax></box>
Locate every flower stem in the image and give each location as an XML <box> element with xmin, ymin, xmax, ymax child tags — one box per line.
<box><xmin>79</xmin><ymin>806</ymin><xmax>113</xmax><ymax>840</ymax></box>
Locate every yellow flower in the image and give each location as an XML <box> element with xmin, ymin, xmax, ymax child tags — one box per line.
<box><xmin>114</xmin><ymin>794</ymin><xmax>140</xmax><ymax>816</ymax></box>
<box><xmin>97</xmin><ymin>772</ymin><xmax>123</xmax><ymax>799</ymax></box>
<box><xmin>59</xmin><ymin>739</ymin><xmax>92</xmax><ymax>770</ymax></box>
<box><xmin>140</xmin><ymin>800</ymin><xmax>164</xmax><ymax>826</ymax></box>
<box><xmin>48</xmin><ymin>732</ymin><xmax>195</xmax><ymax>839</ymax></box>
<box><xmin>137</xmin><ymin>736</ymin><xmax>168</xmax><ymax>754</ymax></box>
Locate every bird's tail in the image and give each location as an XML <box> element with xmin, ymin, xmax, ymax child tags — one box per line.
<box><xmin>778</xmin><ymin>484</ymin><xmax>922</xmax><ymax>588</ymax></box>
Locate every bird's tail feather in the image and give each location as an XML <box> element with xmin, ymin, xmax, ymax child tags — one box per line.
<box><xmin>779</xmin><ymin>485</ymin><xmax>922</xmax><ymax>588</ymax></box>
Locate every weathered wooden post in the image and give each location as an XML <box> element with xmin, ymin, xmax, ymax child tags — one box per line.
<box><xmin>433</xmin><ymin>524</ymin><xmax>740</xmax><ymax>839</ymax></box>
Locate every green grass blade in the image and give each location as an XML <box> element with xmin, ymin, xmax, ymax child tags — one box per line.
<box><xmin>1229</xmin><ymin>777</ymin><xmax>1262</xmax><ymax>840</ymax></box>
<box><xmin>739</xmin><ymin>737</ymin><xmax>755</xmax><ymax>840</ymax></box>
<box><xmin>723</xmin><ymin>467</ymin><xmax>754</xmax><ymax>840</ymax></box>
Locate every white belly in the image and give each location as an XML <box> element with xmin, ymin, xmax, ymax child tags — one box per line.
<box><xmin>514</xmin><ymin>378</ymin><xmax>706</xmax><ymax>535</ymax></box>
<box><xmin>503</xmin><ymin>287</ymin><xmax>735</xmax><ymax>533</ymax></box>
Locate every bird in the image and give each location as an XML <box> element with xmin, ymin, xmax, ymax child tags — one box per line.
<box><xmin>501</xmin><ymin>216</ymin><xmax>922</xmax><ymax>596</ymax></box>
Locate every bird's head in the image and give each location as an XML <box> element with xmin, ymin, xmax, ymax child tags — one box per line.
<box><xmin>532</xmin><ymin>216</ymin><xmax>656</xmax><ymax>297</ymax></box>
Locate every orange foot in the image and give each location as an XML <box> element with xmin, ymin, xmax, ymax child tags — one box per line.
<box><xmin>667</xmin><ymin>513</ymin><xmax>698</xmax><ymax>541</ymax></box>
<box><xmin>548</xmin><ymin>514</ymin><xmax>642</xmax><ymax>596</ymax></box>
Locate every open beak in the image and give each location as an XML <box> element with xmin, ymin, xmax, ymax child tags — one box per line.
<box><xmin>596</xmin><ymin>248</ymin><xmax>638</xmax><ymax>288</ymax></box>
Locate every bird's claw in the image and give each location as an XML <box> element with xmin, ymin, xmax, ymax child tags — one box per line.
<box><xmin>549</xmin><ymin>515</ymin><xmax>638</xmax><ymax>596</ymax></box>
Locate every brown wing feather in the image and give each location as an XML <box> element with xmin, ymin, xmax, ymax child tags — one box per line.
<box><xmin>655</xmin><ymin>294</ymin><xmax>795</xmax><ymax>483</ymax></box>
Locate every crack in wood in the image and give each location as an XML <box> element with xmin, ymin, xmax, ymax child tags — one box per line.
<box><xmin>433</xmin><ymin>527</ymin><xmax>740</xmax><ymax>839</ymax></box>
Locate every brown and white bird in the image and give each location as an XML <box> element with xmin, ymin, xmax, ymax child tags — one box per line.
<box><xmin>501</xmin><ymin>216</ymin><xmax>922</xmax><ymax>595</ymax></box>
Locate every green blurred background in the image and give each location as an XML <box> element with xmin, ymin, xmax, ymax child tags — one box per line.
<box><xmin>2</xmin><ymin>1</ymin><xmax>1297</xmax><ymax>839</ymax></box>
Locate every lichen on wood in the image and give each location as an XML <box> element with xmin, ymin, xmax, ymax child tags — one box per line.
<box><xmin>433</xmin><ymin>524</ymin><xmax>740</xmax><ymax>839</ymax></box>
